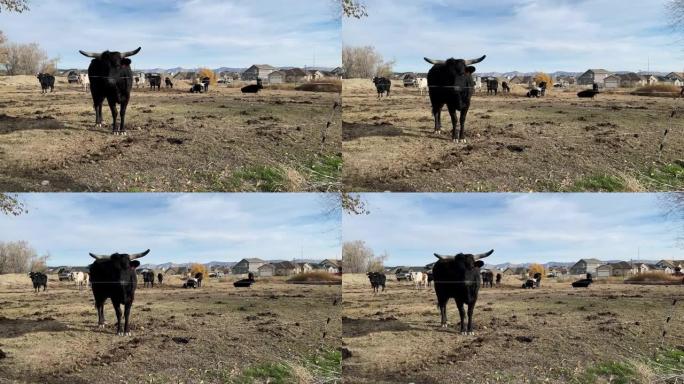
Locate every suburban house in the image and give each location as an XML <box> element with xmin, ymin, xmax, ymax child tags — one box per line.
<box><xmin>268</xmin><ymin>71</ymin><xmax>286</xmax><ymax>84</ymax></box>
<box><xmin>331</xmin><ymin>67</ymin><xmax>345</xmax><ymax>79</ymax></box>
<box><xmin>232</xmin><ymin>258</ymin><xmax>266</xmax><ymax>274</ymax></box>
<box><xmin>666</xmin><ymin>72</ymin><xmax>684</xmax><ymax>86</ymax></box>
<box><xmin>617</xmin><ymin>73</ymin><xmax>647</xmax><ymax>88</ymax></box>
<box><xmin>596</xmin><ymin>261</ymin><xmax>633</xmax><ymax>277</ymax></box>
<box><xmin>547</xmin><ymin>266</ymin><xmax>568</xmax><ymax>276</ymax></box>
<box><xmin>596</xmin><ymin>264</ymin><xmax>612</xmax><ymax>278</ymax></box>
<box><xmin>645</xmin><ymin>75</ymin><xmax>659</xmax><ymax>85</ymax></box>
<box><xmin>296</xmin><ymin>262</ymin><xmax>313</xmax><ymax>274</ymax></box>
<box><xmin>556</xmin><ymin>76</ymin><xmax>576</xmax><ymax>86</ymax></box>
<box><xmin>258</xmin><ymin>263</ymin><xmax>275</xmax><ymax>277</ymax></box>
<box><xmin>603</xmin><ymin>75</ymin><xmax>621</xmax><ymax>89</ymax></box>
<box><xmin>242</xmin><ymin>64</ymin><xmax>277</xmax><ymax>81</ymax></box>
<box><xmin>577</xmin><ymin>69</ymin><xmax>612</xmax><ymax>86</ymax></box>
<box><xmin>657</xmin><ymin>259</ymin><xmax>684</xmax><ymax>272</ymax></box>
<box><xmin>569</xmin><ymin>258</ymin><xmax>602</xmax><ymax>275</ymax></box>
<box><xmin>284</xmin><ymin>68</ymin><xmax>310</xmax><ymax>83</ymax></box>
<box><xmin>273</xmin><ymin>261</ymin><xmax>297</xmax><ymax>276</ymax></box>
<box><xmin>307</xmin><ymin>70</ymin><xmax>324</xmax><ymax>80</ymax></box>
<box><xmin>319</xmin><ymin>259</ymin><xmax>342</xmax><ymax>274</ymax></box>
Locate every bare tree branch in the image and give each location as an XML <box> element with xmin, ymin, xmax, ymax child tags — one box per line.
<box><xmin>0</xmin><ymin>0</ymin><xmax>29</xmax><ymax>13</ymax></box>
<box><xmin>0</xmin><ymin>193</ymin><xmax>25</xmax><ymax>216</ymax></box>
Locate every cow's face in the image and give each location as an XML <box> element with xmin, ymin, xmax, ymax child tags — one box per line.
<box><xmin>445</xmin><ymin>58</ymin><xmax>467</xmax><ymax>76</ymax></box>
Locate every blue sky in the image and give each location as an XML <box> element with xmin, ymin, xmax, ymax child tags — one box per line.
<box><xmin>343</xmin><ymin>0</ymin><xmax>684</xmax><ymax>73</ymax></box>
<box><xmin>0</xmin><ymin>0</ymin><xmax>341</xmax><ymax>69</ymax></box>
<box><xmin>343</xmin><ymin>194</ymin><xmax>682</xmax><ymax>266</ymax></box>
<box><xmin>0</xmin><ymin>193</ymin><xmax>341</xmax><ymax>266</ymax></box>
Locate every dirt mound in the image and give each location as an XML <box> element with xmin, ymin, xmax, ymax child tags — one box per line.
<box><xmin>631</xmin><ymin>84</ymin><xmax>681</xmax><ymax>97</ymax></box>
<box><xmin>296</xmin><ymin>80</ymin><xmax>342</xmax><ymax>93</ymax></box>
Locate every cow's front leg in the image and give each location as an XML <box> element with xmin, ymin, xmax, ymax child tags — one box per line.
<box><xmin>123</xmin><ymin>302</ymin><xmax>132</xmax><ymax>336</ymax></box>
<box><xmin>466</xmin><ymin>303</ymin><xmax>476</xmax><ymax>335</ymax></box>
<box><xmin>456</xmin><ymin>301</ymin><xmax>466</xmax><ymax>334</ymax></box>
<box><xmin>432</xmin><ymin>107</ymin><xmax>442</xmax><ymax>134</ymax></box>
<box><xmin>119</xmin><ymin>100</ymin><xmax>128</xmax><ymax>135</ymax></box>
<box><xmin>459</xmin><ymin>108</ymin><xmax>469</xmax><ymax>143</ymax></box>
<box><xmin>439</xmin><ymin>302</ymin><xmax>448</xmax><ymax>328</ymax></box>
<box><xmin>112</xmin><ymin>302</ymin><xmax>123</xmax><ymax>336</ymax></box>
<box><xmin>96</xmin><ymin>300</ymin><xmax>106</xmax><ymax>329</ymax></box>
<box><xmin>448</xmin><ymin>107</ymin><xmax>458</xmax><ymax>142</ymax></box>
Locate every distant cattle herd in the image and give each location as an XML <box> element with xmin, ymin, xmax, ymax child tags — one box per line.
<box><xmin>366</xmin><ymin>250</ymin><xmax>603</xmax><ymax>336</ymax></box>
<box><xmin>26</xmin><ymin>249</ymin><xmax>260</xmax><ymax>337</ymax></box>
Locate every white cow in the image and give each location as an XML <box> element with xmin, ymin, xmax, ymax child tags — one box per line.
<box><xmin>78</xmin><ymin>73</ymin><xmax>90</xmax><ymax>92</ymax></box>
<box><xmin>70</xmin><ymin>271</ymin><xmax>88</xmax><ymax>291</ymax></box>
<box><xmin>416</xmin><ymin>77</ymin><xmax>428</xmax><ymax>96</ymax></box>
<box><xmin>409</xmin><ymin>271</ymin><xmax>425</xmax><ymax>288</ymax></box>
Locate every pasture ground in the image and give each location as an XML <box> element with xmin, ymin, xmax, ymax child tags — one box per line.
<box><xmin>0</xmin><ymin>76</ymin><xmax>341</xmax><ymax>192</ymax></box>
<box><xmin>0</xmin><ymin>274</ymin><xmax>341</xmax><ymax>384</ymax></box>
<box><xmin>342</xmin><ymin>273</ymin><xmax>684</xmax><ymax>384</ymax></box>
<box><xmin>343</xmin><ymin>79</ymin><xmax>684</xmax><ymax>192</ymax></box>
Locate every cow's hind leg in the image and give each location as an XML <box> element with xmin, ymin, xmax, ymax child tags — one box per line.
<box><xmin>456</xmin><ymin>301</ymin><xmax>467</xmax><ymax>334</ymax></box>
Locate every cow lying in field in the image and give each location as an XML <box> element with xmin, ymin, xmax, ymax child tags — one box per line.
<box><xmin>234</xmin><ymin>273</ymin><xmax>256</xmax><ymax>288</ymax></box>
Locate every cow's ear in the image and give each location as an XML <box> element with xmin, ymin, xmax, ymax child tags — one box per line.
<box><xmin>475</xmin><ymin>260</ymin><xmax>484</xmax><ymax>268</ymax></box>
<box><xmin>131</xmin><ymin>260</ymin><xmax>141</xmax><ymax>268</ymax></box>
<box><xmin>122</xmin><ymin>58</ymin><xmax>131</xmax><ymax>66</ymax></box>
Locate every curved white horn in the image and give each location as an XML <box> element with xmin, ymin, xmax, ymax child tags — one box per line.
<box><xmin>465</xmin><ymin>55</ymin><xmax>486</xmax><ymax>65</ymax></box>
<box><xmin>122</xmin><ymin>47</ymin><xmax>141</xmax><ymax>58</ymax></box>
<box><xmin>474</xmin><ymin>249</ymin><xmax>494</xmax><ymax>260</ymax></box>
<box><xmin>130</xmin><ymin>249</ymin><xmax>150</xmax><ymax>260</ymax></box>
<box><xmin>424</xmin><ymin>57</ymin><xmax>444</xmax><ymax>65</ymax></box>
<box><xmin>89</xmin><ymin>253</ymin><xmax>109</xmax><ymax>260</ymax></box>
<box><xmin>79</xmin><ymin>50</ymin><xmax>101</xmax><ymax>59</ymax></box>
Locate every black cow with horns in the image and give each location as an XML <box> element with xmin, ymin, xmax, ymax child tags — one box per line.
<box><xmin>432</xmin><ymin>249</ymin><xmax>493</xmax><ymax>335</ymax></box>
<box><xmin>424</xmin><ymin>55</ymin><xmax>486</xmax><ymax>142</ymax></box>
<box><xmin>88</xmin><ymin>249</ymin><xmax>149</xmax><ymax>336</ymax></box>
<box><xmin>79</xmin><ymin>47</ymin><xmax>141</xmax><ymax>135</ymax></box>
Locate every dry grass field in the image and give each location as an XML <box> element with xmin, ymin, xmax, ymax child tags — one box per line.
<box><xmin>342</xmin><ymin>79</ymin><xmax>684</xmax><ymax>192</ymax></box>
<box><xmin>0</xmin><ymin>273</ymin><xmax>341</xmax><ymax>384</ymax></box>
<box><xmin>0</xmin><ymin>76</ymin><xmax>341</xmax><ymax>192</ymax></box>
<box><xmin>342</xmin><ymin>273</ymin><xmax>684</xmax><ymax>384</ymax></box>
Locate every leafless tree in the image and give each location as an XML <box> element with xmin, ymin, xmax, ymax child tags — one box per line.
<box><xmin>667</xmin><ymin>0</ymin><xmax>684</xmax><ymax>32</ymax></box>
<box><xmin>342</xmin><ymin>0</ymin><xmax>367</xmax><ymax>18</ymax></box>
<box><xmin>5</xmin><ymin>42</ymin><xmax>53</xmax><ymax>75</ymax></box>
<box><xmin>0</xmin><ymin>194</ymin><xmax>25</xmax><ymax>216</ymax></box>
<box><xmin>660</xmin><ymin>192</ymin><xmax>684</xmax><ymax>247</ymax></box>
<box><xmin>343</xmin><ymin>240</ymin><xmax>386</xmax><ymax>273</ymax></box>
<box><xmin>0</xmin><ymin>0</ymin><xmax>29</xmax><ymax>13</ymax></box>
<box><xmin>342</xmin><ymin>45</ymin><xmax>394</xmax><ymax>79</ymax></box>
<box><xmin>0</xmin><ymin>241</ymin><xmax>43</xmax><ymax>274</ymax></box>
